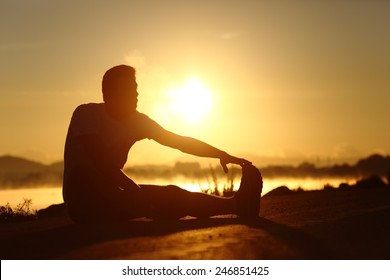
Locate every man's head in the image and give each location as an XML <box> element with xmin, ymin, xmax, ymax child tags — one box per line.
<box><xmin>102</xmin><ymin>65</ymin><xmax>138</xmax><ymax>118</ymax></box>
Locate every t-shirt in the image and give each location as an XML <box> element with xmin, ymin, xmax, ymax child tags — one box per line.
<box><xmin>62</xmin><ymin>103</ymin><xmax>163</xmax><ymax>202</ymax></box>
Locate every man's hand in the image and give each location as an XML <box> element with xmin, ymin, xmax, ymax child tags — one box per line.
<box><xmin>220</xmin><ymin>152</ymin><xmax>252</xmax><ymax>173</ymax></box>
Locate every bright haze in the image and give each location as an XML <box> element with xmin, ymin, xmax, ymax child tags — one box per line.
<box><xmin>1</xmin><ymin>0</ymin><xmax>389</xmax><ymax>166</ymax></box>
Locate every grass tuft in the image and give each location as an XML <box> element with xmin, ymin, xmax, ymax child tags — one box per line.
<box><xmin>200</xmin><ymin>165</ymin><xmax>238</xmax><ymax>197</ymax></box>
<box><xmin>0</xmin><ymin>198</ymin><xmax>38</xmax><ymax>223</ymax></box>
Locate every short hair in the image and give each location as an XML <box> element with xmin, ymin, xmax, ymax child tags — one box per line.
<box><xmin>102</xmin><ymin>65</ymin><xmax>136</xmax><ymax>101</ymax></box>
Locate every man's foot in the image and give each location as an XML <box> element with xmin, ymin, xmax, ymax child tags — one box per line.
<box><xmin>234</xmin><ymin>164</ymin><xmax>263</xmax><ymax>217</ymax></box>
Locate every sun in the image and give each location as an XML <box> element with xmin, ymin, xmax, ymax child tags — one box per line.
<box><xmin>167</xmin><ymin>77</ymin><xmax>213</xmax><ymax>124</ymax></box>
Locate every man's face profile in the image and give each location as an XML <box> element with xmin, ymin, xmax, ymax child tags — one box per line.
<box><xmin>105</xmin><ymin>76</ymin><xmax>138</xmax><ymax>118</ymax></box>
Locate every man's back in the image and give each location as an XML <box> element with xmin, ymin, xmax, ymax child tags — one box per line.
<box><xmin>63</xmin><ymin>103</ymin><xmax>162</xmax><ymax>203</ymax></box>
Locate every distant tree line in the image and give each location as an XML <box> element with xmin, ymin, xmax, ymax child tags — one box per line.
<box><xmin>1</xmin><ymin>154</ymin><xmax>390</xmax><ymax>188</ymax></box>
<box><xmin>260</xmin><ymin>154</ymin><xmax>390</xmax><ymax>179</ymax></box>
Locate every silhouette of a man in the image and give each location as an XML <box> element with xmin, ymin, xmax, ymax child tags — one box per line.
<box><xmin>63</xmin><ymin>65</ymin><xmax>261</xmax><ymax>223</ymax></box>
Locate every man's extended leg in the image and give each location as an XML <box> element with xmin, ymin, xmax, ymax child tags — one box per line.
<box><xmin>140</xmin><ymin>184</ymin><xmax>236</xmax><ymax>219</ymax></box>
<box><xmin>139</xmin><ymin>164</ymin><xmax>263</xmax><ymax>219</ymax></box>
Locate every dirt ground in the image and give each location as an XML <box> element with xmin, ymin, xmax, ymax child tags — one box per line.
<box><xmin>1</xmin><ymin>188</ymin><xmax>390</xmax><ymax>259</ymax></box>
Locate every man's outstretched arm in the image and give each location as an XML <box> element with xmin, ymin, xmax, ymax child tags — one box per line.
<box><xmin>152</xmin><ymin>128</ymin><xmax>251</xmax><ymax>173</ymax></box>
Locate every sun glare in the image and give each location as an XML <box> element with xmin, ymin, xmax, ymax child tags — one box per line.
<box><xmin>167</xmin><ymin>77</ymin><xmax>213</xmax><ymax>124</ymax></box>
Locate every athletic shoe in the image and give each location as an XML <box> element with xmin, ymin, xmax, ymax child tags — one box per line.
<box><xmin>234</xmin><ymin>164</ymin><xmax>263</xmax><ymax>217</ymax></box>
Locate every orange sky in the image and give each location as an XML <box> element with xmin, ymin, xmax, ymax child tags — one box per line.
<box><xmin>1</xmin><ymin>0</ymin><xmax>389</xmax><ymax>166</ymax></box>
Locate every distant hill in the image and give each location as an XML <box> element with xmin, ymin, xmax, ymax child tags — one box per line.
<box><xmin>0</xmin><ymin>155</ymin><xmax>63</xmax><ymax>188</ymax></box>
<box><xmin>356</xmin><ymin>154</ymin><xmax>390</xmax><ymax>176</ymax></box>
<box><xmin>0</xmin><ymin>155</ymin><xmax>46</xmax><ymax>173</ymax></box>
<box><xmin>47</xmin><ymin>161</ymin><xmax>64</xmax><ymax>173</ymax></box>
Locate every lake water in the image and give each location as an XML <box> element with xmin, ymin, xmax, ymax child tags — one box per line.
<box><xmin>0</xmin><ymin>177</ymin><xmax>356</xmax><ymax>210</ymax></box>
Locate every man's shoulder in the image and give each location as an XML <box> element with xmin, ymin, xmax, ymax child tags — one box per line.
<box><xmin>75</xmin><ymin>103</ymin><xmax>104</xmax><ymax>112</ymax></box>
<box><xmin>68</xmin><ymin>103</ymin><xmax>105</xmax><ymax>129</ymax></box>
<box><xmin>134</xmin><ymin>111</ymin><xmax>155</xmax><ymax>123</ymax></box>
<box><xmin>72</xmin><ymin>103</ymin><xmax>104</xmax><ymax>117</ymax></box>
<box><xmin>133</xmin><ymin>111</ymin><xmax>163</xmax><ymax>134</ymax></box>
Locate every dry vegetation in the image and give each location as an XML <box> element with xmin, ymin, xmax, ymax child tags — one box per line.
<box><xmin>0</xmin><ymin>198</ymin><xmax>37</xmax><ymax>223</ymax></box>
